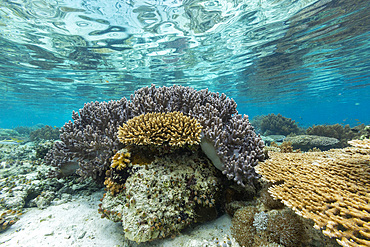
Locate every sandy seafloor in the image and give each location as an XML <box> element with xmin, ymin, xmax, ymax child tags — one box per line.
<box><xmin>0</xmin><ymin>140</ymin><xmax>238</xmax><ymax>247</ymax></box>
<box><xmin>0</xmin><ymin>190</ymin><xmax>236</xmax><ymax>247</ymax></box>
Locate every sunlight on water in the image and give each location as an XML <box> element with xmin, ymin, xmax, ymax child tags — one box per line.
<box><xmin>0</xmin><ymin>0</ymin><xmax>369</xmax><ymax>128</ymax></box>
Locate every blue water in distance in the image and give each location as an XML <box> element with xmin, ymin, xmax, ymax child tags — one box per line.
<box><xmin>0</xmin><ymin>0</ymin><xmax>369</xmax><ymax>129</ymax></box>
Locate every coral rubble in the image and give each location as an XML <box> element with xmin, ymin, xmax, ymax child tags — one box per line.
<box><xmin>255</xmin><ymin>139</ymin><xmax>370</xmax><ymax>247</ymax></box>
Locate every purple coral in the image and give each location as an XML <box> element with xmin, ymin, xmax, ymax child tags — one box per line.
<box><xmin>45</xmin><ymin>85</ymin><xmax>265</xmax><ymax>185</ymax></box>
<box><xmin>45</xmin><ymin>98</ymin><xmax>131</xmax><ymax>180</ymax></box>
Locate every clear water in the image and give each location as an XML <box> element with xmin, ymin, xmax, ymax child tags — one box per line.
<box><xmin>0</xmin><ymin>0</ymin><xmax>369</xmax><ymax>129</ymax></box>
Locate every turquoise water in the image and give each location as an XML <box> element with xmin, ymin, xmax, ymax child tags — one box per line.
<box><xmin>0</xmin><ymin>0</ymin><xmax>369</xmax><ymax>129</ymax></box>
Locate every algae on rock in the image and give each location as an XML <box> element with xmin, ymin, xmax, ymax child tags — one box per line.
<box><xmin>100</xmin><ymin>150</ymin><xmax>223</xmax><ymax>243</ymax></box>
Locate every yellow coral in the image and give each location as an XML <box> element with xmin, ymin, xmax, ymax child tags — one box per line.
<box><xmin>117</xmin><ymin>111</ymin><xmax>202</xmax><ymax>147</ymax></box>
<box><xmin>111</xmin><ymin>151</ymin><xmax>131</xmax><ymax>170</ymax></box>
<box><xmin>104</xmin><ymin>177</ymin><xmax>124</xmax><ymax>196</ymax></box>
<box><xmin>255</xmin><ymin>140</ymin><xmax>370</xmax><ymax>247</ymax></box>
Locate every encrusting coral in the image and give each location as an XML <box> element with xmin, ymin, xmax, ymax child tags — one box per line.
<box><xmin>255</xmin><ymin>139</ymin><xmax>370</xmax><ymax>247</ymax></box>
<box><xmin>118</xmin><ymin>111</ymin><xmax>202</xmax><ymax>147</ymax></box>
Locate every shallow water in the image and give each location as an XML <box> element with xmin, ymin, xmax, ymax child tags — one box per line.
<box><xmin>0</xmin><ymin>0</ymin><xmax>369</xmax><ymax>128</ymax></box>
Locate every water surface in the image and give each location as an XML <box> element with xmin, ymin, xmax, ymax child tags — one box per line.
<box><xmin>0</xmin><ymin>0</ymin><xmax>369</xmax><ymax>128</ymax></box>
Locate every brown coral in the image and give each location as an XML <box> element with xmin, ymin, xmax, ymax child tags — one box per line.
<box><xmin>266</xmin><ymin>209</ymin><xmax>304</xmax><ymax>247</ymax></box>
<box><xmin>117</xmin><ymin>111</ymin><xmax>202</xmax><ymax>147</ymax></box>
<box><xmin>231</xmin><ymin>206</ymin><xmax>258</xmax><ymax>247</ymax></box>
<box><xmin>104</xmin><ymin>177</ymin><xmax>124</xmax><ymax>196</ymax></box>
<box><xmin>111</xmin><ymin>151</ymin><xmax>131</xmax><ymax>170</ymax></box>
<box><xmin>255</xmin><ymin>140</ymin><xmax>370</xmax><ymax>247</ymax></box>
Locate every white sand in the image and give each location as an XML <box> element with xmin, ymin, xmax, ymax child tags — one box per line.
<box><xmin>0</xmin><ymin>191</ymin><xmax>237</xmax><ymax>247</ymax></box>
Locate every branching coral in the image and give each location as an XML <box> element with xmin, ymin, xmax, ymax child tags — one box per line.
<box><xmin>46</xmin><ymin>85</ymin><xmax>264</xmax><ymax>186</ymax></box>
<box><xmin>266</xmin><ymin>209</ymin><xmax>304</xmax><ymax>247</ymax></box>
<box><xmin>255</xmin><ymin>139</ymin><xmax>370</xmax><ymax>247</ymax></box>
<box><xmin>45</xmin><ymin>98</ymin><xmax>131</xmax><ymax>180</ymax></box>
<box><xmin>231</xmin><ymin>206</ymin><xmax>258</xmax><ymax>247</ymax></box>
<box><xmin>256</xmin><ymin>113</ymin><xmax>301</xmax><ymax>136</ymax></box>
<box><xmin>117</xmin><ymin>111</ymin><xmax>202</xmax><ymax>147</ymax></box>
<box><xmin>111</xmin><ymin>150</ymin><xmax>131</xmax><ymax>170</ymax></box>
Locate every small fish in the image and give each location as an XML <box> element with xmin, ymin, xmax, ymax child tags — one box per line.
<box><xmin>0</xmin><ymin>140</ymin><xmax>19</xmax><ymax>145</ymax></box>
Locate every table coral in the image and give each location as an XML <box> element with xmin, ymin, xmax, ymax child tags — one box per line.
<box><xmin>255</xmin><ymin>139</ymin><xmax>370</xmax><ymax>247</ymax></box>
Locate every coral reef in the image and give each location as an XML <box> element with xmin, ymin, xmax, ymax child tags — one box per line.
<box><xmin>259</xmin><ymin>184</ymin><xmax>284</xmax><ymax>210</ymax></box>
<box><xmin>110</xmin><ymin>150</ymin><xmax>131</xmax><ymax>171</ymax></box>
<box><xmin>118</xmin><ymin>111</ymin><xmax>202</xmax><ymax>147</ymax></box>
<box><xmin>266</xmin><ymin>209</ymin><xmax>304</xmax><ymax>247</ymax></box>
<box><xmin>29</xmin><ymin>125</ymin><xmax>60</xmax><ymax>142</ymax></box>
<box><xmin>35</xmin><ymin>141</ymin><xmax>54</xmax><ymax>159</ymax></box>
<box><xmin>99</xmin><ymin>149</ymin><xmax>223</xmax><ymax>243</ymax></box>
<box><xmin>360</xmin><ymin>125</ymin><xmax>370</xmax><ymax>139</ymax></box>
<box><xmin>45</xmin><ymin>85</ymin><xmax>265</xmax><ymax>186</ymax></box>
<box><xmin>254</xmin><ymin>113</ymin><xmax>302</xmax><ymax>136</ymax></box>
<box><xmin>284</xmin><ymin>134</ymin><xmax>340</xmax><ymax>151</ymax></box>
<box><xmin>255</xmin><ymin>139</ymin><xmax>370</xmax><ymax>247</ymax></box>
<box><xmin>0</xmin><ymin>210</ymin><xmax>19</xmax><ymax>233</ymax></box>
<box><xmin>305</xmin><ymin>123</ymin><xmax>362</xmax><ymax>148</ymax></box>
<box><xmin>45</xmin><ymin>98</ymin><xmax>131</xmax><ymax>180</ymax></box>
<box><xmin>231</xmin><ymin>206</ymin><xmax>258</xmax><ymax>247</ymax></box>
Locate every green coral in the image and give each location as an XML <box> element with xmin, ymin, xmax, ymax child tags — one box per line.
<box><xmin>255</xmin><ymin>114</ymin><xmax>302</xmax><ymax>136</ymax></box>
<box><xmin>35</xmin><ymin>141</ymin><xmax>54</xmax><ymax>159</ymax></box>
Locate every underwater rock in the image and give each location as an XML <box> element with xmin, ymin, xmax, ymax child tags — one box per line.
<box><xmin>284</xmin><ymin>134</ymin><xmax>339</xmax><ymax>151</ymax></box>
<box><xmin>99</xmin><ymin>150</ymin><xmax>223</xmax><ymax>243</ymax></box>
